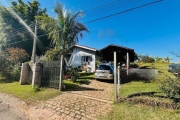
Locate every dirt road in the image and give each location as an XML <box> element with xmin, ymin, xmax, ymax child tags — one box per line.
<box><xmin>0</xmin><ymin>93</ymin><xmax>61</xmax><ymax>120</ymax></box>
<box><xmin>0</xmin><ymin>102</ymin><xmax>26</xmax><ymax>120</ymax></box>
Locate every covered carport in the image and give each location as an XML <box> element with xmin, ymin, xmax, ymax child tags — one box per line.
<box><xmin>99</xmin><ymin>44</ymin><xmax>136</xmax><ymax>101</ymax></box>
<box><xmin>99</xmin><ymin>44</ymin><xmax>136</xmax><ymax>73</ymax></box>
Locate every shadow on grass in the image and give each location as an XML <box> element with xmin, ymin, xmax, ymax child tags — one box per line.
<box><xmin>139</xmin><ymin>66</ymin><xmax>151</xmax><ymax>69</ymax></box>
<box><xmin>75</xmin><ymin>79</ymin><xmax>91</xmax><ymax>85</ymax></box>
<box><xmin>78</xmin><ymin>72</ymin><xmax>95</xmax><ymax>79</ymax></box>
<box><xmin>64</xmin><ymin>83</ymin><xmax>104</xmax><ymax>91</ymax></box>
<box><xmin>64</xmin><ymin>79</ymin><xmax>104</xmax><ymax>91</ymax></box>
<box><xmin>127</xmin><ymin>91</ymin><xmax>180</xmax><ymax>103</ymax></box>
<box><xmin>127</xmin><ymin>91</ymin><xmax>159</xmax><ymax>98</ymax></box>
<box><xmin>96</xmin><ymin>79</ymin><xmax>114</xmax><ymax>84</ymax></box>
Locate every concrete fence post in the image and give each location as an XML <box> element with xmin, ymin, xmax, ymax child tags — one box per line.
<box><xmin>20</xmin><ymin>63</ymin><xmax>30</xmax><ymax>85</ymax></box>
<box><xmin>32</xmin><ymin>63</ymin><xmax>42</xmax><ymax>88</ymax></box>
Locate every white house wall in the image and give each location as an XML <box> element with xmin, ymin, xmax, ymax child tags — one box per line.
<box><xmin>69</xmin><ymin>47</ymin><xmax>96</xmax><ymax>72</ymax></box>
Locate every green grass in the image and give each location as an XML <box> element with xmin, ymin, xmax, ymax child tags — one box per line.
<box><xmin>137</xmin><ymin>62</ymin><xmax>175</xmax><ymax>78</ymax></box>
<box><xmin>120</xmin><ymin>81</ymin><xmax>159</xmax><ymax>97</ymax></box>
<box><xmin>78</xmin><ymin>72</ymin><xmax>95</xmax><ymax>79</ymax></box>
<box><xmin>100</xmin><ymin>103</ymin><xmax>180</xmax><ymax>120</ymax></box>
<box><xmin>64</xmin><ymin>79</ymin><xmax>90</xmax><ymax>90</ymax></box>
<box><xmin>120</xmin><ymin>63</ymin><xmax>175</xmax><ymax>97</ymax></box>
<box><xmin>102</xmin><ymin>62</ymin><xmax>180</xmax><ymax>120</ymax></box>
<box><xmin>0</xmin><ymin>81</ymin><xmax>60</xmax><ymax>104</ymax></box>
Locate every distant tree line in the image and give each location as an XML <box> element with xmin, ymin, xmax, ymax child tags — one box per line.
<box><xmin>137</xmin><ymin>54</ymin><xmax>172</xmax><ymax>63</ymax></box>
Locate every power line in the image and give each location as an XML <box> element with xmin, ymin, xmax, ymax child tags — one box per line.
<box><xmin>84</xmin><ymin>0</ymin><xmax>132</xmax><ymax>13</ymax></box>
<box><xmin>1</xmin><ymin>0</ymin><xmax>138</xmax><ymax>37</ymax></box>
<box><xmin>84</xmin><ymin>0</ymin><xmax>141</xmax><ymax>19</ymax></box>
<box><xmin>3</xmin><ymin>0</ymin><xmax>165</xmax><ymax>47</ymax></box>
<box><xmin>84</xmin><ymin>0</ymin><xmax>164</xmax><ymax>24</ymax></box>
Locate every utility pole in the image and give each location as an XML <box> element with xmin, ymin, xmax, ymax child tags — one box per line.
<box><xmin>31</xmin><ymin>20</ymin><xmax>37</xmax><ymax>63</ymax></box>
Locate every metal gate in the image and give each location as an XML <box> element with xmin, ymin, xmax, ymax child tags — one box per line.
<box><xmin>42</xmin><ymin>66</ymin><xmax>60</xmax><ymax>89</ymax></box>
<box><xmin>41</xmin><ymin>58</ymin><xmax>63</xmax><ymax>89</ymax></box>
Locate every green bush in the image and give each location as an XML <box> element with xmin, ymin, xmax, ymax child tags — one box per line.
<box><xmin>11</xmin><ymin>64</ymin><xmax>21</xmax><ymax>81</ymax></box>
<box><xmin>141</xmin><ymin>55</ymin><xmax>155</xmax><ymax>63</ymax></box>
<box><xmin>0</xmin><ymin>52</ymin><xmax>21</xmax><ymax>81</ymax></box>
<box><xmin>159</xmin><ymin>78</ymin><xmax>180</xmax><ymax>100</ymax></box>
<box><xmin>45</xmin><ymin>48</ymin><xmax>60</xmax><ymax>61</ymax></box>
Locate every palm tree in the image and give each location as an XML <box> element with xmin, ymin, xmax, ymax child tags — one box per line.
<box><xmin>37</xmin><ymin>2</ymin><xmax>88</xmax><ymax>52</ymax></box>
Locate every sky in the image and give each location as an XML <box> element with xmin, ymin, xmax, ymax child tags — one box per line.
<box><xmin>1</xmin><ymin>0</ymin><xmax>180</xmax><ymax>62</ymax></box>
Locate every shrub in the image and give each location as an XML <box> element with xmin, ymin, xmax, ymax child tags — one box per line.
<box><xmin>11</xmin><ymin>64</ymin><xmax>21</xmax><ymax>81</ymax></box>
<box><xmin>45</xmin><ymin>48</ymin><xmax>60</xmax><ymax>61</ymax></box>
<box><xmin>6</xmin><ymin>47</ymin><xmax>29</xmax><ymax>65</ymax></box>
<box><xmin>159</xmin><ymin>78</ymin><xmax>180</xmax><ymax>100</ymax></box>
<box><xmin>141</xmin><ymin>55</ymin><xmax>155</xmax><ymax>63</ymax></box>
<box><xmin>66</xmin><ymin>66</ymin><xmax>79</xmax><ymax>82</ymax></box>
<box><xmin>0</xmin><ymin>50</ymin><xmax>21</xmax><ymax>81</ymax></box>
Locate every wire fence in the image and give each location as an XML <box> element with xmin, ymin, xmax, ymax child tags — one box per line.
<box><xmin>118</xmin><ymin>65</ymin><xmax>178</xmax><ymax>98</ymax></box>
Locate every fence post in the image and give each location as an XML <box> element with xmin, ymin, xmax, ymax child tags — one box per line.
<box><xmin>32</xmin><ymin>63</ymin><xmax>42</xmax><ymax>88</ymax></box>
<box><xmin>126</xmin><ymin>52</ymin><xmax>129</xmax><ymax>75</ymax></box>
<box><xmin>59</xmin><ymin>55</ymin><xmax>64</xmax><ymax>91</ymax></box>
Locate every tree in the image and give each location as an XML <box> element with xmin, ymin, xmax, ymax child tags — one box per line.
<box><xmin>155</xmin><ymin>56</ymin><xmax>163</xmax><ymax>63</ymax></box>
<box><xmin>0</xmin><ymin>0</ymin><xmax>50</xmax><ymax>56</ymax></box>
<box><xmin>37</xmin><ymin>2</ymin><xmax>89</xmax><ymax>55</ymax></box>
<box><xmin>137</xmin><ymin>53</ymin><xmax>143</xmax><ymax>62</ymax></box>
<box><xmin>164</xmin><ymin>57</ymin><xmax>172</xmax><ymax>63</ymax></box>
<box><xmin>6</xmin><ymin>47</ymin><xmax>29</xmax><ymax>64</ymax></box>
<box><xmin>141</xmin><ymin>55</ymin><xmax>155</xmax><ymax>63</ymax></box>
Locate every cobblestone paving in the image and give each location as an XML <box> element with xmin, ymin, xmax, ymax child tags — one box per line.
<box><xmin>70</xmin><ymin>80</ymin><xmax>114</xmax><ymax>100</ymax></box>
<box><xmin>43</xmin><ymin>80</ymin><xmax>114</xmax><ymax>120</ymax></box>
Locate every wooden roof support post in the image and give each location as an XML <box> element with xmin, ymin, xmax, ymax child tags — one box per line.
<box><xmin>126</xmin><ymin>52</ymin><xmax>129</xmax><ymax>75</ymax></box>
<box><xmin>114</xmin><ymin>51</ymin><xmax>118</xmax><ymax>101</ymax></box>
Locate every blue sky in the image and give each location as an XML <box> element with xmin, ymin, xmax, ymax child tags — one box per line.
<box><xmin>2</xmin><ymin>0</ymin><xmax>180</xmax><ymax>62</ymax></box>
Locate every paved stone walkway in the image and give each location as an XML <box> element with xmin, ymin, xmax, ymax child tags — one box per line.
<box><xmin>43</xmin><ymin>80</ymin><xmax>114</xmax><ymax>120</ymax></box>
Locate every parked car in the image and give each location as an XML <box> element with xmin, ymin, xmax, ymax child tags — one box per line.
<box><xmin>168</xmin><ymin>64</ymin><xmax>180</xmax><ymax>76</ymax></box>
<box><xmin>95</xmin><ymin>62</ymin><xmax>114</xmax><ymax>80</ymax></box>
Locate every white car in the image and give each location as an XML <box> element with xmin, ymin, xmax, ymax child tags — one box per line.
<box><xmin>95</xmin><ymin>63</ymin><xmax>114</xmax><ymax>80</ymax></box>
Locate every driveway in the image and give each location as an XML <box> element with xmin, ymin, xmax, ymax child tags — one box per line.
<box><xmin>0</xmin><ymin>79</ymin><xmax>114</xmax><ymax>120</ymax></box>
<box><xmin>43</xmin><ymin>79</ymin><xmax>114</xmax><ymax>120</ymax></box>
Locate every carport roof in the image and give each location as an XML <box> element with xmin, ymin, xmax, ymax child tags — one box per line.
<box><xmin>99</xmin><ymin>44</ymin><xmax>135</xmax><ymax>63</ymax></box>
<box><xmin>100</xmin><ymin>44</ymin><xmax>134</xmax><ymax>52</ymax></box>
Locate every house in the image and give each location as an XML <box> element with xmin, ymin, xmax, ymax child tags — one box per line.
<box><xmin>67</xmin><ymin>44</ymin><xmax>135</xmax><ymax>73</ymax></box>
<box><xmin>67</xmin><ymin>44</ymin><xmax>99</xmax><ymax>72</ymax></box>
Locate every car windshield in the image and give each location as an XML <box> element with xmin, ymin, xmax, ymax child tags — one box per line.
<box><xmin>169</xmin><ymin>64</ymin><xmax>179</xmax><ymax>69</ymax></box>
<box><xmin>97</xmin><ymin>65</ymin><xmax>112</xmax><ymax>70</ymax></box>
<box><xmin>110</xmin><ymin>65</ymin><xmax>114</xmax><ymax>70</ymax></box>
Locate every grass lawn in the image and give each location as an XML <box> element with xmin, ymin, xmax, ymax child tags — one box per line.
<box><xmin>120</xmin><ymin>63</ymin><xmax>175</xmax><ymax>97</ymax></box>
<box><xmin>78</xmin><ymin>72</ymin><xmax>95</xmax><ymax>79</ymax></box>
<box><xmin>0</xmin><ymin>81</ymin><xmax>60</xmax><ymax>104</ymax></box>
<box><xmin>100</xmin><ymin>103</ymin><xmax>180</xmax><ymax>120</ymax></box>
<box><xmin>63</xmin><ymin>72</ymin><xmax>93</xmax><ymax>90</ymax></box>
<box><xmin>101</xmin><ymin>62</ymin><xmax>180</xmax><ymax>119</ymax></box>
<box><xmin>120</xmin><ymin>81</ymin><xmax>159</xmax><ymax>97</ymax></box>
<box><xmin>0</xmin><ymin>72</ymin><xmax>94</xmax><ymax>104</ymax></box>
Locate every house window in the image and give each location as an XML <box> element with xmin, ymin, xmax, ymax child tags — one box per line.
<box><xmin>81</xmin><ymin>56</ymin><xmax>92</xmax><ymax>62</ymax></box>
